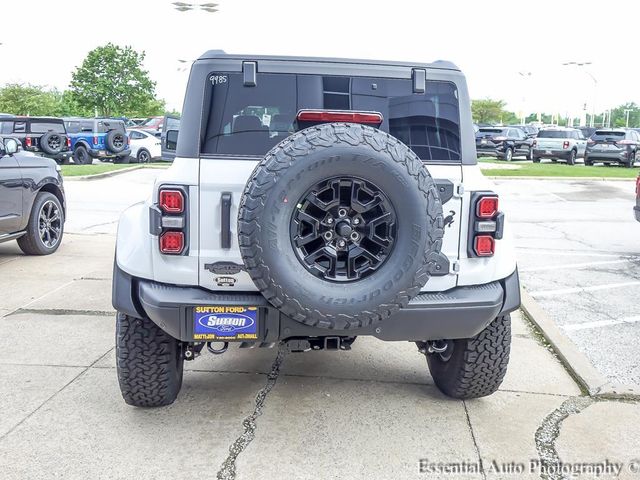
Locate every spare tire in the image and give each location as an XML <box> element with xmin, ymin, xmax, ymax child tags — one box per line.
<box><xmin>238</xmin><ymin>123</ymin><xmax>444</xmax><ymax>330</ymax></box>
<box><xmin>105</xmin><ymin>130</ymin><xmax>126</xmax><ymax>153</ymax></box>
<box><xmin>40</xmin><ymin>132</ymin><xmax>64</xmax><ymax>155</ymax></box>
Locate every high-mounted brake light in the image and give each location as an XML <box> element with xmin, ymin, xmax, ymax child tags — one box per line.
<box><xmin>474</xmin><ymin>235</ymin><xmax>495</xmax><ymax>257</ymax></box>
<box><xmin>159</xmin><ymin>189</ymin><xmax>184</xmax><ymax>213</ymax></box>
<box><xmin>476</xmin><ymin>196</ymin><xmax>499</xmax><ymax>218</ymax></box>
<box><xmin>296</xmin><ymin>110</ymin><xmax>383</xmax><ymax>125</ymax></box>
<box><xmin>160</xmin><ymin>231</ymin><xmax>184</xmax><ymax>254</ymax></box>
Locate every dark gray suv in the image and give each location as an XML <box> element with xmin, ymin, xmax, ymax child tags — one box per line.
<box><xmin>585</xmin><ymin>129</ymin><xmax>639</xmax><ymax>167</ymax></box>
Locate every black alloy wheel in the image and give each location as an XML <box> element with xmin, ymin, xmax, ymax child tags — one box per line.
<box><xmin>290</xmin><ymin>177</ymin><xmax>397</xmax><ymax>282</ymax></box>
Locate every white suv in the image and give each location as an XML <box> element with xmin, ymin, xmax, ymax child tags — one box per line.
<box><xmin>113</xmin><ymin>51</ymin><xmax>521</xmax><ymax>407</ymax></box>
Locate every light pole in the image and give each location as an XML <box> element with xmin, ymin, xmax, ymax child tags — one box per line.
<box><xmin>562</xmin><ymin>61</ymin><xmax>598</xmax><ymax>128</ymax></box>
<box><xmin>518</xmin><ymin>71</ymin><xmax>531</xmax><ymax>124</ymax></box>
<box><xmin>624</xmin><ymin>109</ymin><xmax>632</xmax><ymax>128</ymax></box>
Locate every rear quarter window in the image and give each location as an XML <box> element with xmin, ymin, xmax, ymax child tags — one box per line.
<box><xmin>202</xmin><ymin>73</ymin><xmax>461</xmax><ymax>162</ymax></box>
<box><xmin>30</xmin><ymin>121</ymin><xmax>65</xmax><ymax>134</ymax></box>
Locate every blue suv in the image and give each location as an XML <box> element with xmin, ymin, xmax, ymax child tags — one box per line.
<box><xmin>64</xmin><ymin>118</ymin><xmax>130</xmax><ymax>164</ymax></box>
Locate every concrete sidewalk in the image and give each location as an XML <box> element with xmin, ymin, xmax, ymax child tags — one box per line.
<box><xmin>0</xmin><ymin>234</ymin><xmax>638</xmax><ymax>480</ymax></box>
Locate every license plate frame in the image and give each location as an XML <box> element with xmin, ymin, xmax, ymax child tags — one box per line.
<box><xmin>193</xmin><ymin>306</ymin><xmax>259</xmax><ymax>341</ymax></box>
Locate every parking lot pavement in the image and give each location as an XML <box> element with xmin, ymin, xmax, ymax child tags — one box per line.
<box><xmin>64</xmin><ymin>168</ymin><xmax>161</xmax><ymax>235</ymax></box>
<box><xmin>493</xmin><ymin>179</ymin><xmax>640</xmax><ymax>386</ymax></box>
<box><xmin>1</xmin><ymin>233</ymin><xmax>639</xmax><ymax>479</ymax></box>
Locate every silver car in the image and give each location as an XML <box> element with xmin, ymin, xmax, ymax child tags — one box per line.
<box><xmin>532</xmin><ymin>128</ymin><xmax>587</xmax><ymax>165</ymax></box>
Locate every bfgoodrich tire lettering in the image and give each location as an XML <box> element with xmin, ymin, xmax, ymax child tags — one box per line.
<box><xmin>426</xmin><ymin>314</ymin><xmax>511</xmax><ymax>399</ymax></box>
<box><xmin>116</xmin><ymin>313</ymin><xmax>184</xmax><ymax>407</ymax></box>
<box><xmin>238</xmin><ymin>123</ymin><xmax>444</xmax><ymax>330</ymax></box>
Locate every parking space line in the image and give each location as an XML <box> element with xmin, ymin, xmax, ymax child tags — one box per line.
<box><xmin>516</xmin><ymin>247</ymin><xmax>632</xmax><ymax>258</ymax></box>
<box><xmin>530</xmin><ymin>281</ymin><xmax>640</xmax><ymax>297</ymax></box>
<box><xmin>520</xmin><ymin>259</ymin><xmax>634</xmax><ymax>273</ymax></box>
<box><xmin>562</xmin><ymin>315</ymin><xmax>640</xmax><ymax>331</ymax></box>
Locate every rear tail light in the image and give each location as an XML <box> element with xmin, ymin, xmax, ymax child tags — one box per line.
<box><xmin>469</xmin><ymin>193</ymin><xmax>502</xmax><ymax>258</ymax></box>
<box><xmin>66</xmin><ymin>137</ymin><xmax>71</xmax><ymax>148</ymax></box>
<box><xmin>160</xmin><ymin>231</ymin><xmax>184</xmax><ymax>254</ymax></box>
<box><xmin>476</xmin><ymin>196</ymin><xmax>499</xmax><ymax>218</ymax></box>
<box><xmin>532</xmin><ymin>139</ymin><xmax>537</xmax><ymax>147</ymax></box>
<box><xmin>25</xmin><ymin>137</ymin><xmax>32</xmax><ymax>148</ymax></box>
<box><xmin>93</xmin><ymin>136</ymin><xmax>99</xmax><ymax>145</ymax></box>
<box><xmin>127</xmin><ymin>136</ymin><xmax>130</xmax><ymax>145</ymax></box>
<box><xmin>617</xmin><ymin>140</ymin><xmax>633</xmax><ymax>145</ymax></box>
<box><xmin>474</xmin><ymin>235</ymin><xmax>495</xmax><ymax>257</ymax></box>
<box><xmin>562</xmin><ymin>141</ymin><xmax>570</xmax><ymax>149</ymax></box>
<box><xmin>587</xmin><ymin>138</ymin><xmax>595</xmax><ymax>144</ymax></box>
<box><xmin>157</xmin><ymin>187</ymin><xmax>188</xmax><ymax>255</ymax></box>
<box><xmin>296</xmin><ymin>110</ymin><xmax>383</xmax><ymax>125</ymax></box>
<box><xmin>159</xmin><ymin>189</ymin><xmax>184</xmax><ymax>213</ymax></box>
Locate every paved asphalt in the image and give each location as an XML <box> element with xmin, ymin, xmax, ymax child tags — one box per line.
<box><xmin>493</xmin><ymin>177</ymin><xmax>639</xmax><ymax>386</ymax></box>
<box><xmin>0</xmin><ymin>169</ymin><xmax>638</xmax><ymax>479</ymax></box>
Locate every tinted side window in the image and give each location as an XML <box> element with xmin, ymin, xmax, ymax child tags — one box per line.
<box><xmin>65</xmin><ymin>121</ymin><xmax>81</xmax><ymax>134</ymax></box>
<box><xmin>30</xmin><ymin>122</ymin><xmax>65</xmax><ymax>134</ymax></box>
<box><xmin>0</xmin><ymin>121</ymin><xmax>12</xmax><ymax>134</ymax></box>
<box><xmin>202</xmin><ymin>73</ymin><xmax>461</xmax><ymax>161</ymax></box>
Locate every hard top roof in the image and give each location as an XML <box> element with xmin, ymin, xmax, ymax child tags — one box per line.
<box><xmin>0</xmin><ymin>116</ymin><xmax>64</xmax><ymax>122</ymax></box>
<box><xmin>197</xmin><ymin>50</ymin><xmax>459</xmax><ymax>71</ymax></box>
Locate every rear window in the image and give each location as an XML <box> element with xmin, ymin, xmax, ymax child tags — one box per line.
<box><xmin>0</xmin><ymin>121</ymin><xmax>12</xmax><ymax>134</ymax></box>
<box><xmin>202</xmin><ymin>73</ymin><xmax>461</xmax><ymax>161</ymax></box>
<box><xmin>30</xmin><ymin>121</ymin><xmax>65</xmax><ymax>134</ymax></box>
<box><xmin>592</xmin><ymin>131</ymin><xmax>625</xmax><ymax>140</ymax></box>
<box><xmin>537</xmin><ymin>130</ymin><xmax>573</xmax><ymax>139</ymax></box>
<box><xmin>478</xmin><ymin>128</ymin><xmax>504</xmax><ymax>134</ymax></box>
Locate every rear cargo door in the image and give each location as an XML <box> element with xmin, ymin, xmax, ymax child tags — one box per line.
<box><xmin>198</xmin><ymin>70</ymin><xmax>462</xmax><ymax>292</ymax></box>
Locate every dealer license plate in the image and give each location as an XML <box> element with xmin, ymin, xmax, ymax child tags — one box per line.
<box><xmin>193</xmin><ymin>306</ymin><xmax>259</xmax><ymax>341</ymax></box>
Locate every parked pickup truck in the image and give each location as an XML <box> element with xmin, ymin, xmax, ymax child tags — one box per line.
<box><xmin>532</xmin><ymin>128</ymin><xmax>587</xmax><ymax>165</ymax></box>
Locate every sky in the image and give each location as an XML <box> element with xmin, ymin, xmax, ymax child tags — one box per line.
<box><xmin>0</xmin><ymin>0</ymin><xmax>638</xmax><ymax>117</ymax></box>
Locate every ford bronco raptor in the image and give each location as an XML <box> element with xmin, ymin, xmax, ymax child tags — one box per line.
<box><xmin>113</xmin><ymin>51</ymin><xmax>521</xmax><ymax>407</ymax></box>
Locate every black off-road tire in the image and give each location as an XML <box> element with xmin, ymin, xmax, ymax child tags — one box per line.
<box><xmin>116</xmin><ymin>313</ymin><xmax>184</xmax><ymax>407</ymax></box>
<box><xmin>39</xmin><ymin>132</ymin><xmax>64</xmax><ymax>155</ymax></box>
<box><xmin>73</xmin><ymin>145</ymin><xmax>91</xmax><ymax>165</ymax></box>
<box><xmin>106</xmin><ymin>130</ymin><xmax>126</xmax><ymax>153</ymax></box>
<box><xmin>238</xmin><ymin>123</ymin><xmax>444</xmax><ymax>330</ymax></box>
<box><xmin>426</xmin><ymin>314</ymin><xmax>511</xmax><ymax>399</ymax></box>
<box><xmin>17</xmin><ymin>192</ymin><xmax>64</xmax><ymax>255</ymax></box>
<box><xmin>567</xmin><ymin>149</ymin><xmax>576</xmax><ymax>165</ymax></box>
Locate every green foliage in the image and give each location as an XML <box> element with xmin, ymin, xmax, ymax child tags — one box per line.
<box><xmin>69</xmin><ymin>43</ymin><xmax>161</xmax><ymax>117</ymax></box>
<box><xmin>472</xmin><ymin>98</ymin><xmax>507</xmax><ymax>124</ymax></box>
<box><xmin>0</xmin><ymin>84</ymin><xmax>61</xmax><ymax>116</ymax></box>
<box><xmin>610</xmin><ymin>102</ymin><xmax>640</xmax><ymax>128</ymax></box>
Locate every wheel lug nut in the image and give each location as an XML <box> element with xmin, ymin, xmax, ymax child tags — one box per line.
<box><xmin>353</xmin><ymin>218</ymin><xmax>360</xmax><ymax>225</ymax></box>
<box><xmin>338</xmin><ymin>208</ymin><xmax>348</xmax><ymax>217</ymax></box>
<box><xmin>350</xmin><ymin>232</ymin><xmax>359</xmax><ymax>241</ymax></box>
<box><xmin>326</xmin><ymin>217</ymin><xmax>334</xmax><ymax>224</ymax></box>
<box><xmin>338</xmin><ymin>239</ymin><xmax>346</xmax><ymax>248</ymax></box>
<box><xmin>324</xmin><ymin>231</ymin><xmax>333</xmax><ymax>240</ymax></box>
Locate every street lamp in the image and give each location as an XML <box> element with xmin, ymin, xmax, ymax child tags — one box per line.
<box><xmin>177</xmin><ymin>59</ymin><xmax>190</xmax><ymax>72</ymax></box>
<box><xmin>624</xmin><ymin>109</ymin><xmax>632</xmax><ymax>128</ymax></box>
<box><xmin>172</xmin><ymin>2</ymin><xmax>219</xmax><ymax>12</ymax></box>
<box><xmin>518</xmin><ymin>71</ymin><xmax>532</xmax><ymax>124</ymax></box>
<box><xmin>562</xmin><ymin>61</ymin><xmax>598</xmax><ymax>128</ymax></box>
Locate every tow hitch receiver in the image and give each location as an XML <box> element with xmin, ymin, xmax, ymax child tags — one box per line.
<box><xmin>286</xmin><ymin>336</ymin><xmax>357</xmax><ymax>352</ymax></box>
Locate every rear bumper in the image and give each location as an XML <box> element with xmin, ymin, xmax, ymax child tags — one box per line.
<box><xmin>477</xmin><ymin>146</ymin><xmax>505</xmax><ymax>156</ymax></box>
<box><xmin>88</xmin><ymin>148</ymin><xmax>131</xmax><ymax>158</ymax></box>
<box><xmin>533</xmin><ymin>149</ymin><xmax>571</xmax><ymax>159</ymax></box>
<box><xmin>585</xmin><ymin>151</ymin><xmax>627</xmax><ymax>162</ymax></box>
<box><xmin>113</xmin><ymin>264</ymin><xmax>521</xmax><ymax>343</ymax></box>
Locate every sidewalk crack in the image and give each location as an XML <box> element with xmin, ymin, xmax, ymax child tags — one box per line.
<box><xmin>463</xmin><ymin>400</ymin><xmax>487</xmax><ymax>480</ymax></box>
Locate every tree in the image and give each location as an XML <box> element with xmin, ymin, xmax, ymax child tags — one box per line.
<box><xmin>70</xmin><ymin>43</ymin><xmax>161</xmax><ymax>117</ymax></box>
<box><xmin>610</xmin><ymin>102</ymin><xmax>640</xmax><ymax>128</ymax></box>
<box><xmin>471</xmin><ymin>98</ymin><xmax>508</xmax><ymax>124</ymax></box>
<box><xmin>0</xmin><ymin>84</ymin><xmax>61</xmax><ymax>116</ymax></box>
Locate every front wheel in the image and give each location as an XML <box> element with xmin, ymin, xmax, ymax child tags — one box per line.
<box><xmin>17</xmin><ymin>192</ymin><xmax>64</xmax><ymax>255</ymax></box>
<box><xmin>116</xmin><ymin>313</ymin><xmax>184</xmax><ymax>407</ymax></box>
<box><xmin>425</xmin><ymin>314</ymin><xmax>511</xmax><ymax>399</ymax></box>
